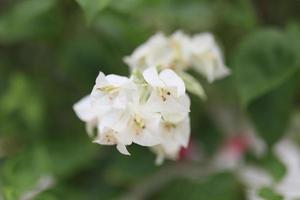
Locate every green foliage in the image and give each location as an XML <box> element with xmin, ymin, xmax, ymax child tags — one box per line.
<box><xmin>261</xmin><ymin>152</ymin><xmax>287</xmax><ymax>181</ymax></box>
<box><xmin>233</xmin><ymin>29</ymin><xmax>300</xmax><ymax>106</ymax></box>
<box><xmin>0</xmin><ymin>0</ymin><xmax>57</xmax><ymax>43</ymax></box>
<box><xmin>0</xmin><ymin>73</ymin><xmax>45</xmax><ymax>134</ymax></box>
<box><xmin>154</xmin><ymin>173</ymin><xmax>243</xmax><ymax>200</ymax></box>
<box><xmin>233</xmin><ymin>28</ymin><xmax>300</xmax><ymax>146</ymax></box>
<box><xmin>258</xmin><ymin>187</ymin><xmax>284</xmax><ymax>200</ymax></box>
<box><xmin>75</xmin><ymin>0</ymin><xmax>111</xmax><ymax>24</ymax></box>
<box><xmin>248</xmin><ymin>78</ymin><xmax>297</xmax><ymax>146</ymax></box>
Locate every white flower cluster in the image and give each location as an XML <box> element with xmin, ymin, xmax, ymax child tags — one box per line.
<box><xmin>124</xmin><ymin>31</ymin><xmax>230</xmax><ymax>83</ymax></box>
<box><xmin>74</xmin><ymin>30</ymin><xmax>229</xmax><ymax>164</ymax></box>
<box><xmin>74</xmin><ymin>67</ymin><xmax>190</xmax><ymax>164</ymax></box>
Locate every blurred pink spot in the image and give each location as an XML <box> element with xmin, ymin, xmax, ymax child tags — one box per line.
<box><xmin>179</xmin><ymin>138</ymin><xmax>199</xmax><ymax>161</ymax></box>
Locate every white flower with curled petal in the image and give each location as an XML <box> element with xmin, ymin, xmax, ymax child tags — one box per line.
<box><xmin>99</xmin><ymin>100</ymin><xmax>161</xmax><ymax>147</ymax></box>
<box><xmin>124</xmin><ymin>31</ymin><xmax>192</xmax><ymax>72</ymax></box>
<box><xmin>93</xmin><ymin>127</ymin><xmax>131</xmax><ymax>155</ymax></box>
<box><xmin>152</xmin><ymin>143</ymin><xmax>181</xmax><ymax>165</ymax></box>
<box><xmin>91</xmin><ymin>72</ymin><xmax>137</xmax><ymax>111</ymax></box>
<box><xmin>143</xmin><ymin>67</ymin><xmax>190</xmax><ymax>122</ymax></box>
<box><xmin>190</xmin><ymin>33</ymin><xmax>230</xmax><ymax>83</ymax></box>
<box><xmin>152</xmin><ymin>115</ymin><xmax>191</xmax><ymax>165</ymax></box>
<box><xmin>124</xmin><ymin>33</ymin><xmax>173</xmax><ymax>72</ymax></box>
<box><xmin>169</xmin><ymin>30</ymin><xmax>193</xmax><ymax>70</ymax></box>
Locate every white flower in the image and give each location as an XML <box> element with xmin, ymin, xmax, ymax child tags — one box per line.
<box><xmin>99</xmin><ymin>103</ymin><xmax>161</xmax><ymax>147</ymax></box>
<box><xmin>143</xmin><ymin>67</ymin><xmax>190</xmax><ymax>122</ymax></box>
<box><xmin>91</xmin><ymin>72</ymin><xmax>136</xmax><ymax>110</ymax></box>
<box><xmin>124</xmin><ymin>31</ymin><xmax>192</xmax><ymax>72</ymax></box>
<box><xmin>74</xmin><ymin>54</ymin><xmax>193</xmax><ymax>163</ymax></box>
<box><xmin>190</xmin><ymin>33</ymin><xmax>230</xmax><ymax>83</ymax></box>
<box><xmin>152</xmin><ymin>115</ymin><xmax>191</xmax><ymax>165</ymax></box>
<box><xmin>124</xmin><ymin>31</ymin><xmax>230</xmax><ymax>83</ymax></box>
<box><xmin>124</xmin><ymin>33</ymin><xmax>174</xmax><ymax>71</ymax></box>
<box><xmin>93</xmin><ymin>127</ymin><xmax>131</xmax><ymax>155</ymax></box>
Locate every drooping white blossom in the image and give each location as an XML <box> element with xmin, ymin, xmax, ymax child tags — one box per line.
<box><xmin>152</xmin><ymin>115</ymin><xmax>191</xmax><ymax>165</ymax></box>
<box><xmin>124</xmin><ymin>32</ymin><xmax>191</xmax><ymax>72</ymax></box>
<box><xmin>190</xmin><ymin>33</ymin><xmax>230</xmax><ymax>83</ymax></box>
<box><xmin>124</xmin><ymin>30</ymin><xmax>230</xmax><ymax>83</ymax></box>
<box><xmin>143</xmin><ymin>67</ymin><xmax>190</xmax><ymax>122</ymax></box>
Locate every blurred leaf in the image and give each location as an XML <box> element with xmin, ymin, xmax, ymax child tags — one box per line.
<box><xmin>248</xmin><ymin>78</ymin><xmax>296</xmax><ymax>146</ymax></box>
<box><xmin>154</xmin><ymin>172</ymin><xmax>242</xmax><ymax>200</ymax></box>
<box><xmin>0</xmin><ymin>73</ymin><xmax>45</xmax><ymax>133</ymax></box>
<box><xmin>261</xmin><ymin>152</ymin><xmax>287</xmax><ymax>181</ymax></box>
<box><xmin>233</xmin><ymin>29</ymin><xmax>300</xmax><ymax>106</ymax></box>
<box><xmin>75</xmin><ymin>0</ymin><xmax>111</xmax><ymax>24</ymax></box>
<box><xmin>0</xmin><ymin>0</ymin><xmax>57</xmax><ymax>43</ymax></box>
<box><xmin>178</xmin><ymin>71</ymin><xmax>206</xmax><ymax>99</ymax></box>
<box><xmin>1</xmin><ymin>138</ymin><xmax>97</xmax><ymax>199</ymax></box>
<box><xmin>104</xmin><ymin>146</ymin><xmax>158</xmax><ymax>185</ymax></box>
<box><xmin>1</xmin><ymin>145</ymin><xmax>52</xmax><ymax>199</ymax></box>
<box><xmin>258</xmin><ymin>187</ymin><xmax>283</xmax><ymax>200</ymax></box>
<box><xmin>48</xmin><ymin>137</ymin><xmax>98</xmax><ymax>178</ymax></box>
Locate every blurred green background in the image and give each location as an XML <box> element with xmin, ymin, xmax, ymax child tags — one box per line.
<box><xmin>1</xmin><ymin>0</ymin><xmax>300</xmax><ymax>199</ymax></box>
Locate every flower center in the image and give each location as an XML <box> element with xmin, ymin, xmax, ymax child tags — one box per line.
<box><xmin>163</xmin><ymin>121</ymin><xmax>177</xmax><ymax>131</ymax></box>
<box><xmin>158</xmin><ymin>88</ymin><xmax>171</xmax><ymax>102</ymax></box>
<box><xmin>103</xmin><ymin>131</ymin><xmax>117</xmax><ymax>144</ymax></box>
<box><xmin>97</xmin><ymin>85</ymin><xmax>119</xmax><ymax>94</ymax></box>
<box><xmin>133</xmin><ymin>114</ymin><xmax>146</xmax><ymax>134</ymax></box>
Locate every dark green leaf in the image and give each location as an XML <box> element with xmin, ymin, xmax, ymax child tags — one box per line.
<box><xmin>154</xmin><ymin>173</ymin><xmax>243</xmax><ymax>200</ymax></box>
<box><xmin>0</xmin><ymin>0</ymin><xmax>57</xmax><ymax>43</ymax></box>
<box><xmin>248</xmin><ymin>78</ymin><xmax>296</xmax><ymax>146</ymax></box>
<box><xmin>75</xmin><ymin>0</ymin><xmax>111</xmax><ymax>24</ymax></box>
<box><xmin>233</xmin><ymin>29</ymin><xmax>300</xmax><ymax>106</ymax></box>
<box><xmin>258</xmin><ymin>187</ymin><xmax>284</xmax><ymax>200</ymax></box>
<box><xmin>261</xmin><ymin>152</ymin><xmax>287</xmax><ymax>181</ymax></box>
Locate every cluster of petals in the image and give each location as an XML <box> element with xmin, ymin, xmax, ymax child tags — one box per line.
<box><xmin>124</xmin><ymin>31</ymin><xmax>230</xmax><ymax>83</ymax></box>
<box><xmin>74</xmin><ymin>67</ymin><xmax>190</xmax><ymax>164</ymax></box>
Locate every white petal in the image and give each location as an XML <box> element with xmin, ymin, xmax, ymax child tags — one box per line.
<box><xmin>130</xmin><ymin>111</ymin><xmax>161</xmax><ymax>147</ymax></box>
<box><xmin>176</xmin><ymin>116</ymin><xmax>191</xmax><ymax>147</ymax></box>
<box><xmin>73</xmin><ymin>96</ymin><xmax>97</xmax><ymax>122</ymax></box>
<box><xmin>95</xmin><ymin>72</ymin><xmax>108</xmax><ymax>85</ymax></box>
<box><xmin>99</xmin><ymin>110</ymin><xmax>129</xmax><ymax>133</ymax></box>
<box><xmin>143</xmin><ymin>67</ymin><xmax>164</xmax><ymax>87</ymax></box>
<box><xmin>85</xmin><ymin>120</ymin><xmax>97</xmax><ymax>137</ymax></box>
<box><xmin>116</xmin><ymin>144</ymin><xmax>131</xmax><ymax>155</ymax></box>
<box><xmin>146</xmin><ymin>92</ymin><xmax>189</xmax><ymax>122</ymax></box>
<box><xmin>159</xmin><ymin>69</ymin><xmax>185</xmax><ymax>96</ymax></box>
<box><xmin>106</xmin><ymin>74</ymin><xmax>130</xmax><ymax>86</ymax></box>
<box><xmin>131</xmin><ymin>130</ymin><xmax>160</xmax><ymax>146</ymax></box>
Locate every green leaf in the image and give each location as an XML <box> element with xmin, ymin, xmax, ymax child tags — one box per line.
<box><xmin>103</xmin><ymin>146</ymin><xmax>158</xmax><ymax>185</ymax></box>
<box><xmin>75</xmin><ymin>0</ymin><xmax>111</xmax><ymax>24</ymax></box>
<box><xmin>0</xmin><ymin>0</ymin><xmax>57</xmax><ymax>43</ymax></box>
<box><xmin>258</xmin><ymin>187</ymin><xmax>283</xmax><ymax>200</ymax></box>
<box><xmin>260</xmin><ymin>152</ymin><xmax>287</xmax><ymax>181</ymax></box>
<box><xmin>155</xmin><ymin>173</ymin><xmax>242</xmax><ymax>200</ymax></box>
<box><xmin>0</xmin><ymin>73</ymin><xmax>45</xmax><ymax>133</ymax></box>
<box><xmin>248</xmin><ymin>78</ymin><xmax>296</xmax><ymax>146</ymax></box>
<box><xmin>178</xmin><ymin>71</ymin><xmax>206</xmax><ymax>99</ymax></box>
<box><xmin>1</xmin><ymin>138</ymin><xmax>97</xmax><ymax>199</ymax></box>
<box><xmin>233</xmin><ymin>29</ymin><xmax>300</xmax><ymax>106</ymax></box>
